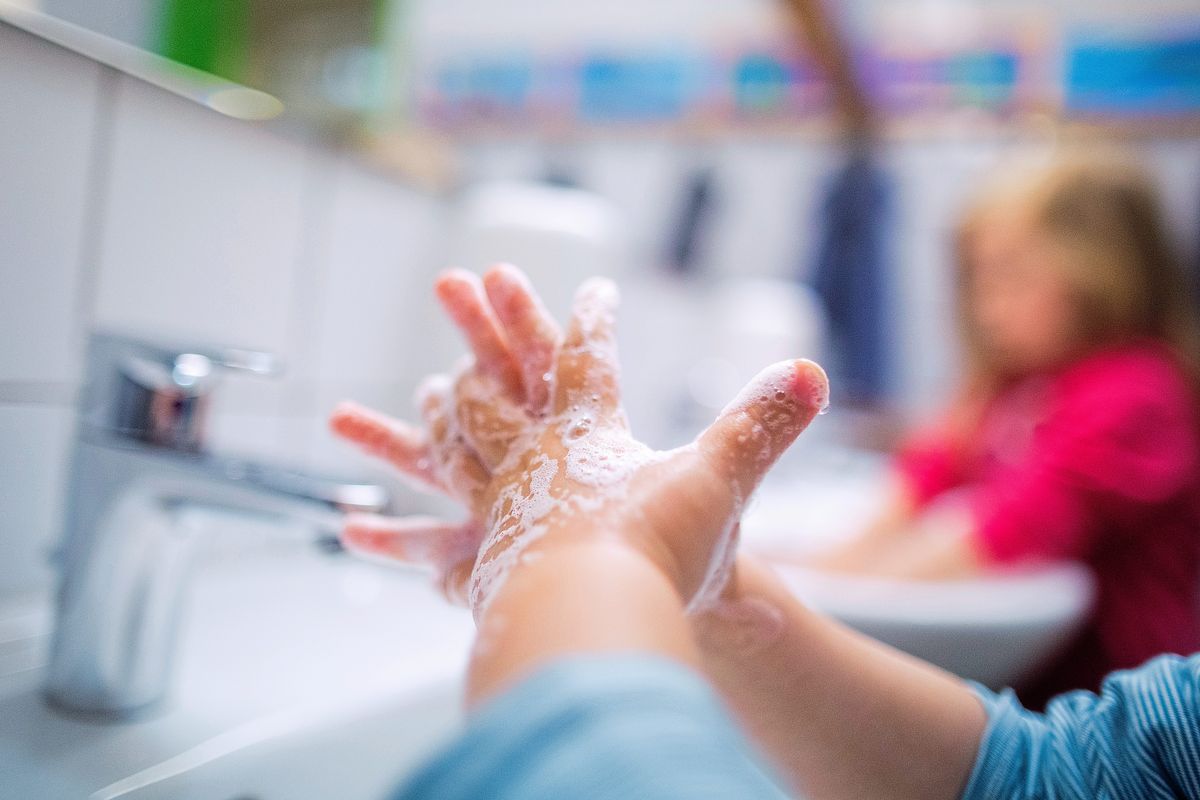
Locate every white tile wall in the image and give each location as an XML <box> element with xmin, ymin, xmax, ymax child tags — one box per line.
<box><xmin>92</xmin><ymin>74</ymin><xmax>312</xmax><ymax>359</ymax></box>
<box><xmin>0</xmin><ymin>405</ymin><xmax>74</xmax><ymax>594</ymax></box>
<box><xmin>0</xmin><ymin>22</ymin><xmax>102</xmax><ymax>387</ymax></box>
<box><xmin>0</xmin><ymin>22</ymin><xmax>455</xmax><ymax>597</ymax></box>
<box><xmin>306</xmin><ymin>157</ymin><xmax>448</xmax><ymax>385</ymax></box>
<box><xmin>285</xmin><ymin>155</ymin><xmax>451</xmax><ymax>512</ymax></box>
<box><xmin>707</xmin><ymin>142</ymin><xmax>839</xmax><ymax>282</ymax></box>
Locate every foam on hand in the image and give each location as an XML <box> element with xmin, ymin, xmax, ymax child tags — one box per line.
<box><xmin>423</xmin><ymin>273</ymin><xmax>827</xmax><ymax>621</ymax></box>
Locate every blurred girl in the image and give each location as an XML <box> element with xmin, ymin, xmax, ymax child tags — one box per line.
<box><xmin>811</xmin><ymin>153</ymin><xmax>1200</xmax><ymax>703</ymax></box>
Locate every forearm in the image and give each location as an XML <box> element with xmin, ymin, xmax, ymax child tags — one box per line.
<box><xmin>467</xmin><ymin>538</ymin><xmax>699</xmax><ymax>706</ymax></box>
<box><xmin>866</xmin><ymin>526</ymin><xmax>983</xmax><ymax>579</ymax></box>
<box><xmin>695</xmin><ymin>557</ymin><xmax>986</xmax><ymax>800</ymax></box>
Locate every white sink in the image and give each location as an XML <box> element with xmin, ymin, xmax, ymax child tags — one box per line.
<box><xmin>769</xmin><ymin>562</ymin><xmax>1093</xmax><ymax>688</ymax></box>
<box><xmin>744</xmin><ymin>460</ymin><xmax>1096</xmax><ymax>689</ymax></box>
<box><xmin>0</xmin><ymin>517</ymin><xmax>473</xmax><ymax>800</ymax></box>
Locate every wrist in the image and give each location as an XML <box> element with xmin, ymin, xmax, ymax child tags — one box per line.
<box><xmin>523</xmin><ymin>526</ymin><xmax>687</xmax><ymax>600</ymax></box>
<box><xmin>477</xmin><ymin>509</ymin><xmax>693</xmax><ymax>608</ymax></box>
<box><xmin>468</xmin><ymin>533</ymin><xmax>698</xmax><ymax>704</ymax></box>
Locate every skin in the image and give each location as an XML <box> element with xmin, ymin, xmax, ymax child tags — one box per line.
<box><xmin>330</xmin><ymin>265</ymin><xmax>987</xmax><ymax>800</ymax></box>
<box><xmin>969</xmin><ymin>212</ymin><xmax>1082</xmax><ymax>376</ymax></box>
<box><xmin>806</xmin><ymin>213</ymin><xmax>1083</xmax><ymax>580</ymax></box>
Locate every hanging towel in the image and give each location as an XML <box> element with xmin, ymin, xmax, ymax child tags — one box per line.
<box><xmin>809</xmin><ymin>149</ymin><xmax>891</xmax><ymax>404</ymax></box>
<box><xmin>664</xmin><ymin>166</ymin><xmax>716</xmax><ymax>276</ymax></box>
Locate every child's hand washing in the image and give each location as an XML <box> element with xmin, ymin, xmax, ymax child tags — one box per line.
<box><xmin>331</xmin><ymin>264</ymin><xmax>827</xmax><ymax>617</ymax></box>
<box><xmin>328</xmin><ymin>158</ymin><xmax>1200</xmax><ymax>800</ymax></box>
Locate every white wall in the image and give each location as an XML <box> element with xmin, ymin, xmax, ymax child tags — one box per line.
<box><xmin>0</xmin><ymin>20</ymin><xmax>450</xmax><ymax>597</ymax></box>
<box><xmin>0</xmin><ymin>21</ymin><xmax>105</xmax><ymax>596</ymax></box>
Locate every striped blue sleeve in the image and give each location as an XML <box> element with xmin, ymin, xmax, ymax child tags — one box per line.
<box><xmin>962</xmin><ymin>654</ymin><xmax>1200</xmax><ymax>800</ymax></box>
<box><xmin>393</xmin><ymin>655</ymin><xmax>789</xmax><ymax>800</ymax></box>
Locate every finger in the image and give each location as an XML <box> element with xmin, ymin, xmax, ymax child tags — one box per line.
<box><xmin>343</xmin><ymin>514</ymin><xmax>481</xmax><ymax>606</ymax></box>
<box><xmin>439</xmin><ymin>556</ymin><xmax>477</xmax><ymax>608</ymax></box>
<box><xmin>434</xmin><ymin>269</ymin><xmax>524</xmax><ymax>400</ymax></box>
<box><xmin>453</xmin><ymin>369</ymin><xmax>529</xmax><ymax>469</ymax></box>
<box><xmin>482</xmin><ymin>264</ymin><xmax>562</xmax><ymax>415</ymax></box>
<box><xmin>695</xmin><ymin>359</ymin><xmax>829</xmax><ymax>499</ymax></box>
<box><xmin>554</xmin><ymin>277</ymin><xmax>621</xmax><ymax>416</ymax></box>
<box><xmin>418</xmin><ymin>375</ymin><xmax>491</xmax><ymax>507</ymax></box>
<box><xmin>329</xmin><ymin>401</ymin><xmax>443</xmax><ymax>491</ymax></box>
<box><xmin>342</xmin><ymin>513</ymin><xmax>480</xmax><ymax>572</ymax></box>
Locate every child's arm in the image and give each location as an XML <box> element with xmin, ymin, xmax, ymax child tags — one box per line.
<box><xmin>695</xmin><ymin>555</ymin><xmax>987</xmax><ymax>800</ymax></box>
<box><xmin>962</xmin><ymin>653</ymin><xmax>1200</xmax><ymax>800</ymax></box>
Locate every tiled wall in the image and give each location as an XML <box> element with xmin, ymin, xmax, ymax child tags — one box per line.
<box><xmin>1</xmin><ymin>23</ymin><xmax>104</xmax><ymax>597</ymax></box>
<box><xmin>0</xmin><ymin>21</ymin><xmax>450</xmax><ymax>597</ymax></box>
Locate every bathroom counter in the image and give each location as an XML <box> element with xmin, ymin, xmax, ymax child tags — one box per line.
<box><xmin>0</xmin><ymin>532</ymin><xmax>474</xmax><ymax>799</ymax></box>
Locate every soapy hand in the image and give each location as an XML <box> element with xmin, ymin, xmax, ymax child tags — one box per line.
<box><xmin>331</xmin><ymin>265</ymin><xmax>827</xmax><ymax>616</ymax></box>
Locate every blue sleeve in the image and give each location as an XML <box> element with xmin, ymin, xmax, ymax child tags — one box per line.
<box><xmin>961</xmin><ymin>654</ymin><xmax>1200</xmax><ymax>800</ymax></box>
<box><xmin>393</xmin><ymin>655</ymin><xmax>789</xmax><ymax>800</ymax></box>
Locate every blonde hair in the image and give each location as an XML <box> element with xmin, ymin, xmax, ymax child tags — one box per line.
<box><xmin>954</xmin><ymin>151</ymin><xmax>1200</xmax><ymax>384</ymax></box>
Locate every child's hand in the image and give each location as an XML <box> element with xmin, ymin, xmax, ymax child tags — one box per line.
<box><xmin>331</xmin><ymin>265</ymin><xmax>828</xmax><ymax>616</ymax></box>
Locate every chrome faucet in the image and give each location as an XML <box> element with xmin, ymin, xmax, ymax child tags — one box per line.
<box><xmin>45</xmin><ymin>332</ymin><xmax>389</xmax><ymax>719</ymax></box>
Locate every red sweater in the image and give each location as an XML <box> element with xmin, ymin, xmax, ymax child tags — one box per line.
<box><xmin>897</xmin><ymin>342</ymin><xmax>1200</xmax><ymax>698</ymax></box>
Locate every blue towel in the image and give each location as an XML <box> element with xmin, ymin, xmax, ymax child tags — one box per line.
<box><xmin>809</xmin><ymin>150</ymin><xmax>892</xmax><ymax>404</ymax></box>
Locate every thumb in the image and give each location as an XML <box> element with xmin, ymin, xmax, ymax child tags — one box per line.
<box><xmin>695</xmin><ymin>359</ymin><xmax>828</xmax><ymax>498</ymax></box>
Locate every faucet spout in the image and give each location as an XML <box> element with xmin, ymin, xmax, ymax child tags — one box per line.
<box><xmin>44</xmin><ymin>333</ymin><xmax>389</xmax><ymax>719</ymax></box>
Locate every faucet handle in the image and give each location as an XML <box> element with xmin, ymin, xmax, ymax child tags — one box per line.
<box><xmin>204</xmin><ymin>347</ymin><xmax>282</xmax><ymax>377</ymax></box>
<box><xmin>86</xmin><ymin>332</ymin><xmax>284</xmax><ymax>451</ymax></box>
<box><xmin>124</xmin><ymin>347</ymin><xmax>282</xmax><ymax>398</ymax></box>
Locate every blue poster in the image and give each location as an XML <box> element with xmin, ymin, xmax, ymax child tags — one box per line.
<box><xmin>1066</xmin><ymin>27</ymin><xmax>1200</xmax><ymax>115</ymax></box>
<box><xmin>577</xmin><ymin>51</ymin><xmax>708</xmax><ymax>122</ymax></box>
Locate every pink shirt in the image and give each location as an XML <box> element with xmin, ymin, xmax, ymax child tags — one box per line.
<box><xmin>897</xmin><ymin>342</ymin><xmax>1200</xmax><ymax>696</ymax></box>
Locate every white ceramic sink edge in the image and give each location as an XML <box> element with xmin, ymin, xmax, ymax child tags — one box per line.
<box><xmin>0</xmin><ymin>522</ymin><xmax>475</xmax><ymax>800</ymax></box>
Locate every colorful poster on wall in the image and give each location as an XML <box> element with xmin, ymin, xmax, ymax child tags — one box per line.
<box><xmin>577</xmin><ymin>50</ymin><xmax>711</xmax><ymax>122</ymax></box>
<box><xmin>1065</xmin><ymin>25</ymin><xmax>1200</xmax><ymax>116</ymax></box>
<box><xmin>729</xmin><ymin>50</ymin><xmax>829</xmax><ymax>119</ymax></box>
<box><xmin>411</xmin><ymin>13</ymin><xmax>1200</xmax><ymax>134</ymax></box>
<box><xmin>868</xmin><ymin>47</ymin><xmax>1023</xmax><ymax>114</ymax></box>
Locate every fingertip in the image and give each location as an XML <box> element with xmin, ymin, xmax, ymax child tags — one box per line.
<box><xmin>482</xmin><ymin>262</ymin><xmax>528</xmax><ymax>289</ymax></box>
<box><xmin>791</xmin><ymin>359</ymin><xmax>830</xmax><ymax>416</ymax></box>
<box><xmin>435</xmin><ymin>266</ymin><xmax>477</xmax><ymax>287</ymax></box>
<box><xmin>414</xmin><ymin>374</ymin><xmax>452</xmax><ymax>410</ymax></box>
<box><xmin>434</xmin><ymin>268</ymin><xmax>479</xmax><ymax>307</ymax></box>
<box><xmin>564</xmin><ymin>277</ymin><xmax>620</xmax><ymax>348</ymax></box>
<box><xmin>481</xmin><ymin>263</ymin><xmax>528</xmax><ymax>316</ymax></box>
<box><xmin>698</xmin><ymin>359</ymin><xmax>830</xmax><ymax>493</ymax></box>
<box><xmin>328</xmin><ymin>400</ymin><xmax>360</xmax><ymax>433</ymax></box>
<box><xmin>574</xmin><ymin>276</ymin><xmax>620</xmax><ymax>309</ymax></box>
<box><xmin>721</xmin><ymin>359</ymin><xmax>828</xmax><ymax>419</ymax></box>
<box><xmin>341</xmin><ymin>513</ymin><xmax>385</xmax><ymax>551</ymax></box>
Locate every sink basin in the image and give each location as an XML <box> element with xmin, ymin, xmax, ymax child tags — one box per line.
<box><xmin>96</xmin><ymin>679</ymin><xmax>462</xmax><ymax>800</ymax></box>
<box><xmin>769</xmin><ymin>562</ymin><xmax>1094</xmax><ymax>688</ymax></box>
<box><xmin>0</xmin><ymin>514</ymin><xmax>474</xmax><ymax>799</ymax></box>
<box><xmin>743</xmin><ymin>461</ymin><xmax>1096</xmax><ymax>689</ymax></box>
